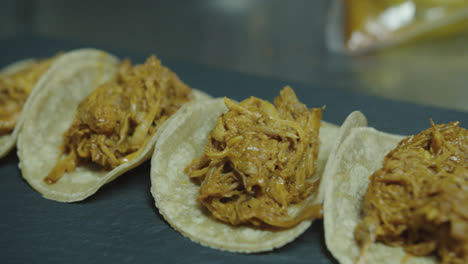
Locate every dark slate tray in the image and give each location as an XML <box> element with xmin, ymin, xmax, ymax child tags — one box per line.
<box><xmin>1</xmin><ymin>35</ymin><xmax>467</xmax><ymax>264</ymax></box>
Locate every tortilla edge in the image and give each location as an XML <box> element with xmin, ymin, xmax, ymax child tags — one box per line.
<box><xmin>323</xmin><ymin>127</ymin><xmax>437</xmax><ymax>264</ymax></box>
<box><xmin>21</xmin><ymin>80</ymin><xmax>210</xmax><ymax>202</ymax></box>
<box><xmin>0</xmin><ymin>59</ymin><xmax>37</xmax><ymax>158</ymax></box>
<box><xmin>150</xmin><ymin>98</ymin><xmax>369</xmax><ymax>252</ymax></box>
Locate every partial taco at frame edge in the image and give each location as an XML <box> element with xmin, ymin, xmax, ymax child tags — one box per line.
<box><xmin>151</xmin><ymin>86</ymin><xmax>367</xmax><ymax>253</ymax></box>
<box><xmin>18</xmin><ymin>48</ymin><xmax>210</xmax><ymax>202</ymax></box>
<box><xmin>0</xmin><ymin>54</ymin><xmax>60</xmax><ymax>158</ymax></box>
<box><xmin>323</xmin><ymin>122</ymin><xmax>468</xmax><ymax>263</ymax></box>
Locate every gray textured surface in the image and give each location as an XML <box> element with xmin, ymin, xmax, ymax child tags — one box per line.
<box><xmin>0</xmin><ymin>36</ymin><xmax>467</xmax><ymax>263</ymax></box>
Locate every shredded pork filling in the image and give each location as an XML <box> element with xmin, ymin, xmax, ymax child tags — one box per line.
<box><xmin>354</xmin><ymin>121</ymin><xmax>468</xmax><ymax>264</ymax></box>
<box><xmin>0</xmin><ymin>57</ymin><xmax>56</xmax><ymax>135</ymax></box>
<box><xmin>185</xmin><ymin>87</ymin><xmax>323</xmax><ymax>228</ymax></box>
<box><xmin>45</xmin><ymin>56</ymin><xmax>192</xmax><ymax>184</ymax></box>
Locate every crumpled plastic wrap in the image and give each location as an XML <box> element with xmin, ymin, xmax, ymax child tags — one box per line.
<box><xmin>327</xmin><ymin>0</ymin><xmax>468</xmax><ymax>54</ymax></box>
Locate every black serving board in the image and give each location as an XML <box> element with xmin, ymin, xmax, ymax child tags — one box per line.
<box><xmin>0</xmin><ymin>35</ymin><xmax>467</xmax><ymax>264</ymax></box>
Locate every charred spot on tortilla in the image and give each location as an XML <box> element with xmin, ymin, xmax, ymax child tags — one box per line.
<box><xmin>45</xmin><ymin>55</ymin><xmax>193</xmax><ymax>184</ymax></box>
<box><xmin>0</xmin><ymin>55</ymin><xmax>59</xmax><ymax>136</ymax></box>
<box><xmin>355</xmin><ymin>121</ymin><xmax>468</xmax><ymax>263</ymax></box>
<box><xmin>185</xmin><ymin>86</ymin><xmax>324</xmax><ymax>228</ymax></box>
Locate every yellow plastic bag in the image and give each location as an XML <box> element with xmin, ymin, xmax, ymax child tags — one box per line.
<box><xmin>327</xmin><ymin>0</ymin><xmax>468</xmax><ymax>54</ymax></box>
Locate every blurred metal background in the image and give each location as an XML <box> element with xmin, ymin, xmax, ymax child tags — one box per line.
<box><xmin>1</xmin><ymin>0</ymin><xmax>467</xmax><ymax>112</ymax></box>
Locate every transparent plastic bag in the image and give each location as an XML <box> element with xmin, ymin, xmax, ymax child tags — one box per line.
<box><xmin>327</xmin><ymin>0</ymin><xmax>468</xmax><ymax>54</ymax></box>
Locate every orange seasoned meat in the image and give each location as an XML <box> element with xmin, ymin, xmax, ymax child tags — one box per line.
<box><xmin>45</xmin><ymin>56</ymin><xmax>193</xmax><ymax>184</ymax></box>
<box><xmin>355</xmin><ymin>121</ymin><xmax>468</xmax><ymax>264</ymax></box>
<box><xmin>0</xmin><ymin>57</ymin><xmax>56</xmax><ymax>135</ymax></box>
<box><xmin>185</xmin><ymin>87</ymin><xmax>323</xmax><ymax>228</ymax></box>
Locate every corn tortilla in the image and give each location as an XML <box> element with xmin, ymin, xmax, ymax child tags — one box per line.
<box><xmin>0</xmin><ymin>58</ymin><xmax>37</xmax><ymax>158</ymax></box>
<box><xmin>18</xmin><ymin>49</ymin><xmax>210</xmax><ymax>202</ymax></box>
<box><xmin>151</xmin><ymin>96</ymin><xmax>367</xmax><ymax>252</ymax></box>
<box><xmin>323</xmin><ymin>127</ymin><xmax>436</xmax><ymax>264</ymax></box>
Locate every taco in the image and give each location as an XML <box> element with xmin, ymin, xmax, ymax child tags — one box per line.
<box><xmin>18</xmin><ymin>49</ymin><xmax>210</xmax><ymax>202</ymax></box>
<box><xmin>151</xmin><ymin>86</ymin><xmax>367</xmax><ymax>252</ymax></box>
<box><xmin>0</xmin><ymin>54</ymin><xmax>60</xmax><ymax>158</ymax></box>
<box><xmin>323</xmin><ymin>122</ymin><xmax>468</xmax><ymax>263</ymax></box>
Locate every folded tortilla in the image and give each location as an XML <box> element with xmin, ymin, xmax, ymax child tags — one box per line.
<box><xmin>0</xmin><ymin>58</ymin><xmax>38</xmax><ymax>158</ymax></box>
<box><xmin>150</xmin><ymin>96</ymin><xmax>367</xmax><ymax>253</ymax></box>
<box><xmin>17</xmin><ymin>49</ymin><xmax>210</xmax><ymax>202</ymax></box>
<box><xmin>323</xmin><ymin>127</ymin><xmax>436</xmax><ymax>264</ymax></box>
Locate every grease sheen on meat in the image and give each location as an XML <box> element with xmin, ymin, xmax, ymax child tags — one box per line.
<box><xmin>185</xmin><ymin>87</ymin><xmax>323</xmax><ymax>228</ymax></box>
<box><xmin>355</xmin><ymin>121</ymin><xmax>468</xmax><ymax>264</ymax></box>
<box><xmin>0</xmin><ymin>57</ymin><xmax>56</xmax><ymax>135</ymax></box>
<box><xmin>45</xmin><ymin>56</ymin><xmax>192</xmax><ymax>184</ymax></box>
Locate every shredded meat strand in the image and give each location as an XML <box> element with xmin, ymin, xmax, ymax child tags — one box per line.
<box><xmin>45</xmin><ymin>56</ymin><xmax>192</xmax><ymax>184</ymax></box>
<box><xmin>185</xmin><ymin>86</ymin><xmax>323</xmax><ymax>228</ymax></box>
<box><xmin>0</xmin><ymin>56</ymin><xmax>57</xmax><ymax>135</ymax></box>
<box><xmin>355</xmin><ymin>121</ymin><xmax>468</xmax><ymax>264</ymax></box>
